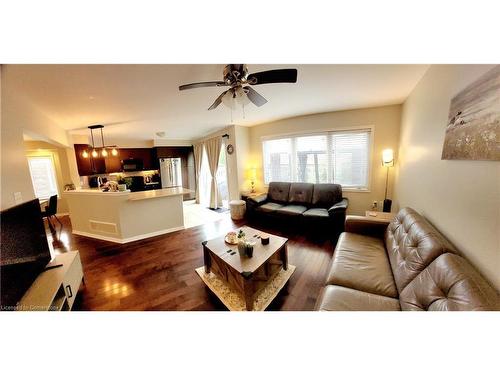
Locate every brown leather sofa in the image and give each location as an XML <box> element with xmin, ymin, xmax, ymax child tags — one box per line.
<box><xmin>247</xmin><ymin>182</ymin><xmax>348</xmax><ymax>236</ymax></box>
<box><xmin>316</xmin><ymin>207</ymin><xmax>500</xmax><ymax>311</ymax></box>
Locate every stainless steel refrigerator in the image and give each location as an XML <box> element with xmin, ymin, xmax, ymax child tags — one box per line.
<box><xmin>159</xmin><ymin>158</ymin><xmax>182</xmax><ymax>188</ymax></box>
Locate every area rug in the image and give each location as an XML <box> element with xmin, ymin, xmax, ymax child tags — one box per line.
<box><xmin>195</xmin><ymin>265</ymin><xmax>296</xmax><ymax>311</ymax></box>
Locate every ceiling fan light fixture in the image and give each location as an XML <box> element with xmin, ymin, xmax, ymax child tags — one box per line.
<box><xmin>235</xmin><ymin>86</ymin><xmax>251</xmax><ymax>106</ymax></box>
<box><xmin>221</xmin><ymin>90</ymin><xmax>236</xmax><ymax>109</ymax></box>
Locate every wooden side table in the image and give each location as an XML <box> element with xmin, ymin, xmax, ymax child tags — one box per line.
<box><xmin>365</xmin><ymin>210</ymin><xmax>395</xmax><ymax>221</ymax></box>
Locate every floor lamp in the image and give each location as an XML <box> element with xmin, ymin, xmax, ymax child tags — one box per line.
<box><xmin>382</xmin><ymin>149</ymin><xmax>394</xmax><ymax>213</ymax></box>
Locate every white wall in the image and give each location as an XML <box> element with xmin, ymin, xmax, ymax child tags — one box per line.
<box><xmin>247</xmin><ymin>105</ymin><xmax>402</xmax><ymax>215</ymax></box>
<box><xmin>1</xmin><ymin>65</ymin><xmax>71</xmax><ymax>209</ymax></box>
<box><xmin>394</xmin><ymin>64</ymin><xmax>499</xmax><ymax>290</ymax></box>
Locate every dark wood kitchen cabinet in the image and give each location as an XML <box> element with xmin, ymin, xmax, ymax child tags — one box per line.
<box><xmin>74</xmin><ymin>144</ymin><xmax>106</xmax><ymax>176</ymax></box>
<box><xmin>119</xmin><ymin>148</ymin><xmax>154</xmax><ymax>170</ymax></box>
<box><xmin>74</xmin><ymin>145</ymin><xmax>157</xmax><ymax>176</ymax></box>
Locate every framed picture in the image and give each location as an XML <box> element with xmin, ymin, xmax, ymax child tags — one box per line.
<box><xmin>441</xmin><ymin>65</ymin><xmax>500</xmax><ymax>161</ymax></box>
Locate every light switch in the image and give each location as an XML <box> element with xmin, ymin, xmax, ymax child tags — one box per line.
<box><xmin>14</xmin><ymin>192</ymin><xmax>23</xmax><ymax>204</ymax></box>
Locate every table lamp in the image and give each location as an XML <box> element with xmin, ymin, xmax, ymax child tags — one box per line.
<box><xmin>382</xmin><ymin>149</ymin><xmax>394</xmax><ymax>212</ymax></box>
<box><xmin>249</xmin><ymin>168</ymin><xmax>257</xmax><ymax>193</ymax></box>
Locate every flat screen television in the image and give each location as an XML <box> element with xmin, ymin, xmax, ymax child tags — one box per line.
<box><xmin>1</xmin><ymin>199</ymin><xmax>52</xmax><ymax>310</ymax></box>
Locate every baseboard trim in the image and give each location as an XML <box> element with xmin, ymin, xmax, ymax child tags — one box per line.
<box><xmin>72</xmin><ymin>226</ymin><xmax>185</xmax><ymax>244</ymax></box>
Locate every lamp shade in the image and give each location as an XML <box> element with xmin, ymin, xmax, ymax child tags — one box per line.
<box><xmin>248</xmin><ymin>167</ymin><xmax>257</xmax><ymax>180</ymax></box>
<box><xmin>382</xmin><ymin>149</ymin><xmax>394</xmax><ymax>167</ymax></box>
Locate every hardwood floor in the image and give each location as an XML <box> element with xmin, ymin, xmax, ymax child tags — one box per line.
<box><xmin>47</xmin><ymin>214</ymin><xmax>334</xmax><ymax>311</ymax></box>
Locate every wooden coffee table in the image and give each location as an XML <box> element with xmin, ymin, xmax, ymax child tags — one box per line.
<box><xmin>197</xmin><ymin>226</ymin><xmax>295</xmax><ymax>311</ymax></box>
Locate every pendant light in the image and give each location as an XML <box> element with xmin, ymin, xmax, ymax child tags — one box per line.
<box><xmin>99</xmin><ymin>126</ymin><xmax>108</xmax><ymax>157</ymax></box>
<box><xmin>82</xmin><ymin>125</ymin><xmax>118</xmax><ymax>159</ymax></box>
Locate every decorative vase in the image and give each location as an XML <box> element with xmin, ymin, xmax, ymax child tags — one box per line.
<box><xmin>237</xmin><ymin>240</ymin><xmax>247</xmax><ymax>256</ymax></box>
<box><xmin>245</xmin><ymin>242</ymin><xmax>254</xmax><ymax>258</ymax></box>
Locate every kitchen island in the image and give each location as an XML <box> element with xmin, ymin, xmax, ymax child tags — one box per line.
<box><xmin>64</xmin><ymin>187</ymin><xmax>191</xmax><ymax>243</ymax></box>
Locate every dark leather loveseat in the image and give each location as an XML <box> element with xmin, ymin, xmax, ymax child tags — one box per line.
<box><xmin>316</xmin><ymin>207</ymin><xmax>500</xmax><ymax>311</ymax></box>
<box><xmin>247</xmin><ymin>182</ymin><xmax>348</xmax><ymax>237</ymax></box>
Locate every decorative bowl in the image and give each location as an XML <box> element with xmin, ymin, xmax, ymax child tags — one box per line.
<box><xmin>224</xmin><ymin>232</ymin><xmax>238</xmax><ymax>245</ymax></box>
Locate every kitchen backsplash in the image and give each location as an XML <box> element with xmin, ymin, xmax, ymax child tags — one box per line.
<box><xmin>80</xmin><ymin>169</ymin><xmax>159</xmax><ymax>188</ymax></box>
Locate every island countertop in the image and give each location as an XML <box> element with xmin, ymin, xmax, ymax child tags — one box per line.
<box><xmin>128</xmin><ymin>187</ymin><xmax>192</xmax><ymax>201</ymax></box>
<box><xmin>64</xmin><ymin>187</ymin><xmax>191</xmax><ymax>243</ymax></box>
<box><xmin>64</xmin><ymin>187</ymin><xmax>192</xmax><ymax>201</ymax></box>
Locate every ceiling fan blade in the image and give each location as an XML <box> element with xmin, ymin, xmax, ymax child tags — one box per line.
<box><xmin>207</xmin><ymin>90</ymin><xmax>228</xmax><ymax>110</ymax></box>
<box><xmin>247</xmin><ymin>69</ymin><xmax>297</xmax><ymax>85</ymax></box>
<box><xmin>245</xmin><ymin>86</ymin><xmax>268</xmax><ymax>107</ymax></box>
<box><xmin>179</xmin><ymin>81</ymin><xmax>228</xmax><ymax>91</ymax></box>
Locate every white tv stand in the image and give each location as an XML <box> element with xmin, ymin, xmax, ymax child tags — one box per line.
<box><xmin>17</xmin><ymin>251</ymin><xmax>84</xmax><ymax>311</ymax></box>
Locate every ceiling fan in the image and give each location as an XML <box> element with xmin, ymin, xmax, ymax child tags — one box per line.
<box><xmin>178</xmin><ymin>64</ymin><xmax>298</xmax><ymax>110</ymax></box>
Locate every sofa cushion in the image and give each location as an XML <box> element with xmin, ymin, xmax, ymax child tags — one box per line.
<box><xmin>267</xmin><ymin>182</ymin><xmax>291</xmax><ymax>203</ymax></box>
<box><xmin>303</xmin><ymin>208</ymin><xmax>329</xmax><ymax>218</ymax></box>
<box><xmin>400</xmin><ymin>253</ymin><xmax>500</xmax><ymax>311</ymax></box>
<box><xmin>256</xmin><ymin>202</ymin><xmax>284</xmax><ymax>213</ymax></box>
<box><xmin>276</xmin><ymin>205</ymin><xmax>308</xmax><ymax>216</ymax></box>
<box><xmin>316</xmin><ymin>285</ymin><xmax>401</xmax><ymax>311</ymax></box>
<box><xmin>327</xmin><ymin>232</ymin><xmax>398</xmax><ymax>298</ymax></box>
<box><xmin>385</xmin><ymin>207</ymin><xmax>457</xmax><ymax>293</ymax></box>
<box><xmin>288</xmin><ymin>183</ymin><xmax>314</xmax><ymax>205</ymax></box>
<box><xmin>311</xmin><ymin>184</ymin><xmax>342</xmax><ymax>208</ymax></box>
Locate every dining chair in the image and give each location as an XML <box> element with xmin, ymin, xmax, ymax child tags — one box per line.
<box><xmin>42</xmin><ymin>195</ymin><xmax>62</xmax><ymax>229</ymax></box>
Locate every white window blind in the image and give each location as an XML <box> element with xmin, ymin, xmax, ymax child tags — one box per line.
<box><xmin>262</xmin><ymin>129</ymin><xmax>371</xmax><ymax>189</ymax></box>
<box><xmin>27</xmin><ymin>156</ymin><xmax>59</xmax><ymax>199</ymax></box>
<box><xmin>295</xmin><ymin>135</ymin><xmax>328</xmax><ymax>183</ymax></box>
<box><xmin>263</xmin><ymin>138</ymin><xmax>292</xmax><ymax>183</ymax></box>
<box><xmin>331</xmin><ymin>131</ymin><xmax>370</xmax><ymax>188</ymax></box>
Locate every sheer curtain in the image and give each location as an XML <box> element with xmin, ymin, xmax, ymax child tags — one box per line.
<box><xmin>193</xmin><ymin>142</ymin><xmax>204</xmax><ymax>203</ymax></box>
<box><xmin>205</xmin><ymin>137</ymin><xmax>223</xmax><ymax>209</ymax></box>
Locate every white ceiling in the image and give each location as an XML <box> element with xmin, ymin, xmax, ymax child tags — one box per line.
<box><xmin>7</xmin><ymin>64</ymin><xmax>429</xmax><ymax>141</ymax></box>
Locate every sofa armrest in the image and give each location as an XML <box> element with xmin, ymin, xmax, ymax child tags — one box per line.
<box><xmin>328</xmin><ymin>198</ymin><xmax>349</xmax><ymax>215</ymax></box>
<box><xmin>248</xmin><ymin>194</ymin><xmax>268</xmax><ymax>205</ymax></box>
<box><xmin>344</xmin><ymin>215</ymin><xmax>390</xmax><ymax>238</ymax></box>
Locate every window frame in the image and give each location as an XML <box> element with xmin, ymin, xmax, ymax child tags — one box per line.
<box><xmin>261</xmin><ymin>126</ymin><xmax>374</xmax><ymax>192</ymax></box>
<box><xmin>27</xmin><ymin>155</ymin><xmax>60</xmax><ymax>200</ymax></box>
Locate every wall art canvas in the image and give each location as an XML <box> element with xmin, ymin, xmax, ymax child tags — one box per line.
<box><xmin>441</xmin><ymin>65</ymin><xmax>500</xmax><ymax>161</ymax></box>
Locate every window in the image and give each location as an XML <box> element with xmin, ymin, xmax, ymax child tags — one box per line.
<box><xmin>263</xmin><ymin>138</ymin><xmax>292</xmax><ymax>183</ymax></box>
<box><xmin>295</xmin><ymin>135</ymin><xmax>328</xmax><ymax>183</ymax></box>
<box><xmin>27</xmin><ymin>156</ymin><xmax>59</xmax><ymax>199</ymax></box>
<box><xmin>262</xmin><ymin>129</ymin><xmax>371</xmax><ymax>189</ymax></box>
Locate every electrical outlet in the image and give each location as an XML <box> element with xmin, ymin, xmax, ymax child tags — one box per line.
<box><xmin>372</xmin><ymin>201</ymin><xmax>378</xmax><ymax>209</ymax></box>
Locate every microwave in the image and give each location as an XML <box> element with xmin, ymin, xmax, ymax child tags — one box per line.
<box><xmin>121</xmin><ymin>158</ymin><xmax>144</xmax><ymax>171</ymax></box>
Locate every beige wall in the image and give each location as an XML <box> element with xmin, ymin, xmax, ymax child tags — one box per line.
<box><xmin>246</xmin><ymin>105</ymin><xmax>402</xmax><ymax>215</ymax></box>
<box><xmin>234</xmin><ymin>125</ymin><xmax>251</xmax><ymax>193</ymax></box>
<box><xmin>394</xmin><ymin>64</ymin><xmax>499</xmax><ymax>290</ymax></box>
<box><xmin>1</xmin><ymin>65</ymin><xmax>70</xmax><ymax>210</ymax></box>
<box><xmin>24</xmin><ymin>141</ymin><xmax>74</xmax><ymax>214</ymax></box>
